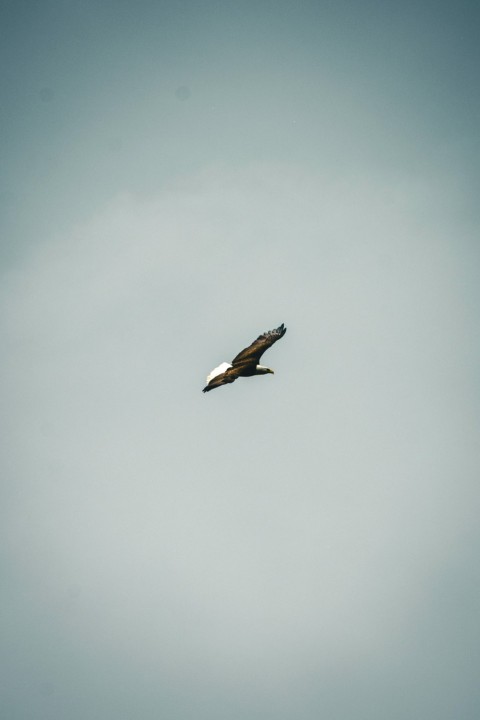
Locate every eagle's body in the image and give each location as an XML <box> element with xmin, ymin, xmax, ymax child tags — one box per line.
<box><xmin>203</xmin><ymin>323</ymin><xmax>286</xmax><ymax>393</ymax></box>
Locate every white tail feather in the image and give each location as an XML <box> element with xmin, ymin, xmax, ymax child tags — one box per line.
<box><xmin>206</xmin><ymin>362</ymin><xmax>232</xmax><ymax>383</ymax></box>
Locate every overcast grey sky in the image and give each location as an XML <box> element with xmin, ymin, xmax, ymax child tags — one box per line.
<box><xmin>1</xmin><ymin>1</ymin><xmax>479</xmax><ymax>719</ymax></box>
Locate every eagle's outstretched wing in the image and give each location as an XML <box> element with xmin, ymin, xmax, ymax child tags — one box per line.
<box><xmin>202</xmin><ymin>367</ymin><xmax>238</xmax><ymax>392</ymax></box>
<box><xmin>231</xmin><ymin>323</ymin><xmax>286</xmax><ymax>366</ymax></box>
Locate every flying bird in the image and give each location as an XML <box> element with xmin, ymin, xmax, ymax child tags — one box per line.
<box><xmin>203</xmin><ymin>323</ymin><xmax>287</xmax><ymax>393</ymax></box>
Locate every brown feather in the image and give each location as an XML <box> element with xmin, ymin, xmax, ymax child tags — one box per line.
<box><xmin>231</xmin><ymin>323</ymin><xmax>286</xmax><ymax>367</ymax></box>
<box><xmin>202</xmin><ymin>367</ymin><xmax>239</xmax><ymax>392</ymax></box>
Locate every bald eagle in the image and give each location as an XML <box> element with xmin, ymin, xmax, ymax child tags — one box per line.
<box><xmin>203</xmin><ymin>323</ymin><xmax>286</xmax><ymax>393</ymax></box>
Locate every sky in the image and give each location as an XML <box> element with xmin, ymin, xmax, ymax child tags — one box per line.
<box><xmin>1</xmin><ymin>1</ymin><xmax>480</xmax><ymax>718</ymax></box>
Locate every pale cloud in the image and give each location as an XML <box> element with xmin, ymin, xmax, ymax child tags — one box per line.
<box><xmin>2</xmin><ymin>165</ymin><xmax>478</xmax><ymax>712</ymax></box>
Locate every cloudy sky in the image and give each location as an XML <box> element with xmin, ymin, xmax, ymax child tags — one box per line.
<box><xmin>2</xmin><ymin>1</ymin><xmax>479</xmax><ymax>718</ymax></box>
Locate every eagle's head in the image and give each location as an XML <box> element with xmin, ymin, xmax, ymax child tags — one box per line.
<box><xmin>255</xmin><ymin>365</ymin><xmax>274</xmax><ymax>375</ymax></box>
